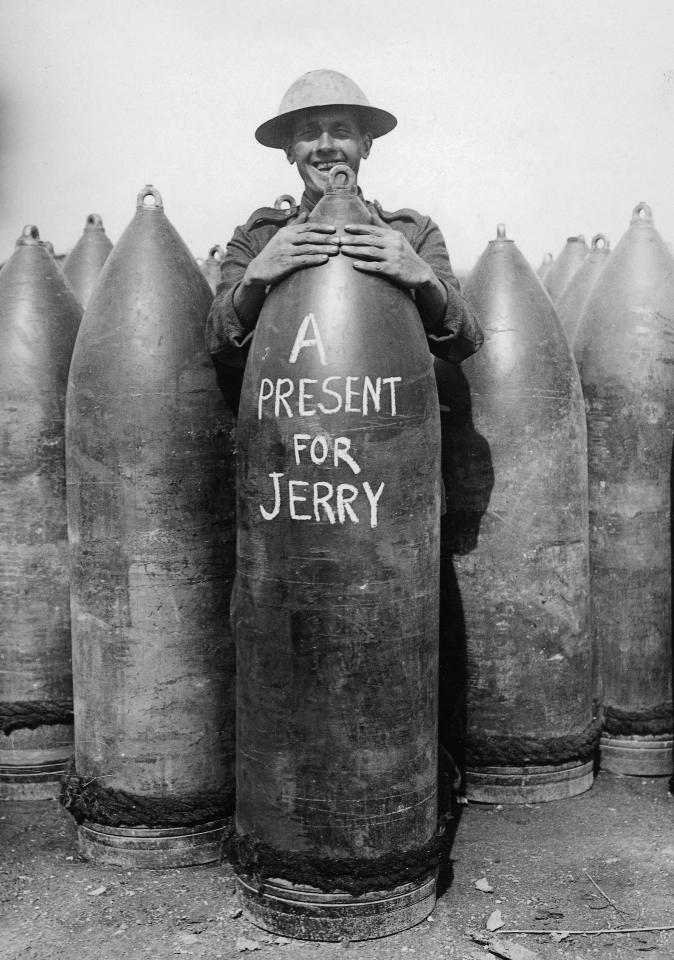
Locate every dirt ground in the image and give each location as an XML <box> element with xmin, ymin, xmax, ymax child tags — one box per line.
<box><xmin>2</xmin><ymin>771</ymin><xmax>673</xmax><ymax>960</ymax></box>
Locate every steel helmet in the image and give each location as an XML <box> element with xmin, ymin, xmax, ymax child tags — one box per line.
<box><xmin>255</xmin><ymin>69</ymin><xmax>397</xmax><ymax>148</ymax></box>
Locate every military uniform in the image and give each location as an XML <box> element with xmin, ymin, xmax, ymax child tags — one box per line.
<box><xmin>205</xmin><ymin>191</ymin><xmax>483</xmax><ymax>413</ymax></box>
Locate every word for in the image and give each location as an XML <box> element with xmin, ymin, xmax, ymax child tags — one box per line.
<box><xmin>292</xmin><ymin>434</ymin><xmax>360</xmax><ymax>474</ymax></box>
<box><xmin>260</xmin><ymin>473</ymin><xmax>385</xmax><ymax>528</ymax></box>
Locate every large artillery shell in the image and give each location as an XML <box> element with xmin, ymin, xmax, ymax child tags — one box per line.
<box><xmin>65</xmin><ymin>186</ymin><xmax>236</xmax><ymax>865</ymax></box>
<box><xmin>0</xmin><ymin>226</ymin><xmax>82</xmax><ymax>798</ymax></box>
<box><xmin>544</xmin><ymin>235</ymin><xmax>589</xmax><ymax>303</ymax></box>
<box><xmin>438</xmin><ymin>224</ymin><xmax>596</xmax><ymax>804</ymax></box>
<box><xmin>62</xmin><ymin>214</ymin><xmax>113</xmax><ymax>308</ymax></box>
<box><xmin>557</xmin><ymin>234</ymin><xmax>611</xmax><ymax>349</ymax></box>
<box><xmin>575</xmin><ymin>203</ymin><xmax>674</xmax><ymax>776</ymax></box>
<box><xmin>200</xmin><ymin>244</ymin><xmax>225</xmax><ymax>294</ymax></box>
<box><xmin>234</xmin><ymin>165</ymin><xmax>441</xmax><ymax>940</ymax></box>
<box><xmin>536</xmin><ymin>252</ymin><xmax>554</xmax><ymax>283</ymax></box>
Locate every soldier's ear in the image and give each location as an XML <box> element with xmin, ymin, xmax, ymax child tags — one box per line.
<box><xmin>361</xmin><ymin>132</ymin><xmax>373</xmax><ymax>159</ymax></box>
<box><xmin>285</xmin><ymin>144</ymin><xmax>296</xmax><ymax>165</ymax></box>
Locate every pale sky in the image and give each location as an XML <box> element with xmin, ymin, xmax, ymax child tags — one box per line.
<box><xmin>2</xmin><ymin>0</ymin><xmax>672</xmax><ymax>272</ymax></box>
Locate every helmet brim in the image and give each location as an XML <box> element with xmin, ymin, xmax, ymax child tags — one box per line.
<box><xmin>255</xmin><ymin>104</ymin><xmax>397</xmax><ymax>148</ymax></box>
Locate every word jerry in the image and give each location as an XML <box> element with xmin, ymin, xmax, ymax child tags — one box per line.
<box><xmin>260</xmin><ymin>472</ymin><xmax>385</xmax><ymax>528</ymax></box>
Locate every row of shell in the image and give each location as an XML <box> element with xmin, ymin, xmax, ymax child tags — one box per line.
<box><xmin>438</xmin><ymin>204</ymin><xmax>673</xmax><ymax>803</ymax></box>
<box><xmin>0</xmin><ymin>213</ymin><xmax>229</xmax><ymax>306</ymax></box>
<box><xmin>0</xmin><ymin>190</ymin><xmax>671</xmax><ymax>878</ymax></box>
<box><xmin>0</xmin><ymin>189</ymin><xmax>237</xmax><ymax>869</ymax></box>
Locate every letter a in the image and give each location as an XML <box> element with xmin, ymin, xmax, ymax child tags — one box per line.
<box><xmin>288</xmin><ymin>313</ymin><xmax>327</xmax><ymax>365</ymax></box>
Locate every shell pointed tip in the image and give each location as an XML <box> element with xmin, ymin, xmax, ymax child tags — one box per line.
<box><xmin>85</xmin><ymin>214</ymin><xmax>105</xmax><ymax>230</ymax></box>
<box><xmin>17</xmin><ymin>225</ymin><xmax>41</xmax><ymax>246</ymax></box>
<box><xmin>137</xmin><ymin>185</ymin><xmax>163</xmax><ymax>210</ymax></box>
<box><xmin>632</xmin><ymin>201</ymin><xmax>653</xmax><ymax>223</ymax></box>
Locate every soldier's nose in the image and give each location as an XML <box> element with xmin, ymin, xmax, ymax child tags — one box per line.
<box><xmin>316</xmin><ymin>131</ymin><xmax>335</xmax><ymax>151</ymax></box>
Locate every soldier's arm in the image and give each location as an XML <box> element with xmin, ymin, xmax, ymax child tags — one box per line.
<box><xmin>341</xmin><ymin>204</ymin><xmax>483</xmax><ymax>363</ymax></box>
<box><xmin>409</xmin><ymin>214</ymin><xmax>483</xmax><ymax>363</ymax></box>
<box><xmin>205</xmin><ymin>209</ymin><xmax>337</xmax><ymax>414</ymax></box>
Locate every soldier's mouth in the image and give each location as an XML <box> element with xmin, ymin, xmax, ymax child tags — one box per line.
<box><xmin>313</xmin><ymin>160</ymin><xmax>345</xmax><ymax>172</ymax></box>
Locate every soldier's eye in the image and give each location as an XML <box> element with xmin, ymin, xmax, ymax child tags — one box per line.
<box><xmin>296</xmin><ymin>126</ymin><xmax>319</xmax><ymax>139</ymax></box>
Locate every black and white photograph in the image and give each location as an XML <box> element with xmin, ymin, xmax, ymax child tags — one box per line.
<box><xmin>1</xmin><ymin>2</ymin><xmax>672</xmax><ymax>958</ymax></box>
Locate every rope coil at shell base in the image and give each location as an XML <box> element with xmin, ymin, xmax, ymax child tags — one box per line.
<box><xmin>602</xmin><ymin>703</ymin><xmax>673</xmax><ymax>737</ymax></box>
<box><xmin>464</xmin><ymin>713</ymin><xmax>603</xmax><ymax>768</ymax></box>
<box><xmin>60</xmin><ymin>762</ymin><xmax>235</xmax><ymax>830</ymax></box>
<box><xmin>0</xmin><ymin>700</ymin><xmax>73</xmax><ymax>736</ymax></box>
<box><xmin>228</xmin><ymin>831</ymin><xmax>446</xmax><ymax>898</ymax></box>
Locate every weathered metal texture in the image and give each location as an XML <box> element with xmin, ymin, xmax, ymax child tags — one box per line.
<box><xmin>557</xmin><ymin>234</ymin><xmax>611</xmax><ymax>349</ymax></box>
<box><xmin>437</xmin><ymin>224</ymin><xmax>594</xmax><ymax>804</ymax></box>
<box><xmin>536</xmin><ymin>252</ymin><xmax>554</xmax><ymax>282</ymax></box>
<box><xmin>274</xmin><ymin>194</ymin><xmax>297</xmax><ymax>210</ymax></box>
<box><xmin>574</xmin><ymin>202</ymin><xmax>674</xmax><ymax>776</ymax></box>
<box><xmin>0</xmin><ymin>226</ymin><xmax>82</xmax><ymax>798</ymax></box>
<box><xmin>466</xmin><ymin>760</ymin><xmax>595</xmax><ymax>804</ymax></box>
<box><xmin>543</xmin><ymin>235</ymin><xmax>589</xmax><ymax>303</ymax></box>
<box><xmin>239</xmin><ymin>874</ymin><xmax>438</xmax><ymax>942</ymax></box>
<box><xmin>62</xmin><ymin>214</ymin><xmax>113</xmax><ymax>309</ymax></box>
<box><xmin>200</xmin><ymin>244</ymin><xmax>225</xmax><ymax>295</ymax></box>
<box><xmin>599</xmin><ymin>735</ymin><xmax>673</xmax><ymax>777</ymax></box>
<box><xmin>66</xmin><ymin>186</ymin><xmax>237</xmax><ymax>862</ymax></box>
<box><xmin>77</xmin><ymin>819</ymin><xmax>227</xmax><ymax>869</ymax></box>
<box><xmin>235</xmin><ymin>165</ymin><xmax>441</xmax><ymax>940</ymax></box>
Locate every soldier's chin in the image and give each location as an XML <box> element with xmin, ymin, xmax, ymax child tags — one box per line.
<box><xmin>300</xmin><ymin>168</ymin><xmax>329</xmax><ymax>198</ymax></box>
<box><xmin>310</xmin><ymin>164</ymin><xmax>354</xmax><ymax>194</ymax></box>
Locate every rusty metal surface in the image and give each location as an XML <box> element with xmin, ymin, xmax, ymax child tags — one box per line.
<box><xmin>66</xmin><ymin>186</ymin><xmax>236</xmax><ymax>824</ymax></box>
<box><xmin>0</xmin><ymin>226</ymin><xmax>81</xmax><ymax>790</ymax></box>
<box><xmin>234</xmin><ymin>165</ymin><xmax>440</xmax><ymax>936</ymax></box>
<box><xmin>574</xmin><ymin>203</ymin><xmax>674</xmax><ymax>772</ymax></box>
<box><xmin>437</xmin><ymin>224</ymin><xmax>593</xmax><ymax>799</ymax></box>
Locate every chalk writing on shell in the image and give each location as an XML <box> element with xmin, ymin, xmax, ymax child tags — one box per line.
<box><xmin>257</xmin><ymin>312</ymin><xmax>401</xmax><ymax>528</ymax></box>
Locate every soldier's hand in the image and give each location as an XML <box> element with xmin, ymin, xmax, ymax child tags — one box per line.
<box><xmin>340</xmin><ymin>205</ymin><xmax>435</xmax><ymax>289</ymax></box>
<box><xmin>244</xmin><ymin>211</ymin><xmax>339</xmax><ymax>287</ymax></box>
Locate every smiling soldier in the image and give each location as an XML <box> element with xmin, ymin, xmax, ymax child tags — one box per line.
<box><xmin>205</xmin><ymin>69</ymin><xmax>482</xmax><ymax>412</ymax></box>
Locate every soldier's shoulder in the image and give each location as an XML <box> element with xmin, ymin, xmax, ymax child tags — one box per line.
<box><xmin>243</xmin><ymin>203</ymin><xmax>299</xmax><ymax>231</ymax></box>
<box><xmin>368</xmin><ymin>202</ymin><xmax>430</xmax><ymax>229</ymax></box>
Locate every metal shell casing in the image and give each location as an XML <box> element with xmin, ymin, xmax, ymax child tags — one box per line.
<box><xmin>234</xmin><ymin>165</ymin><xmax>441</xmax><ymax>940</ymax></box>
<box><xmin>437</xmin><ymin>224</ymin><xmax>595</xmax><ymax>804</ymax></box>
<box><xmin>544</xmin><ymin>235</ymin><xmax>589</xmax><ymax>303</ymax></box>
<box><xmin>557</xmin><ymin>233</ymin><xmax>611</xmax><ymax>349</ymax></box>
<box><xmin>574</xmin><ymin>202</ymin><xmax>674</xmax><ymax>776</ymax></box>
<box><xmin>0</xmin><ymin>226</ymin><xmax>82</xmax><ymax>798</ymax></box>
<box><xmin>62</xmin><ymin>213</ymin><xmax>113</xmax><ymax>309</ymax></box>
<box><xmin>65</xmin><ymin>186</ymin><xmax>236</xmax><ymax>864</ymax></box>
<box><xmin>200</xmin><ymin>244</ymin><xmax>225</xmax><ymax>295</ymax></box>
<box><xmin>536</xmin><ymin>252</ymin><xmax>554</xmax><ymax>283</ymax></box>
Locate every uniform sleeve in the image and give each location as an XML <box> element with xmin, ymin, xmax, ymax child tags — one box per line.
<box><xmin>204</xmin><ymin>224</ymin><xmax>261</xmax><ymax>367</ymax></box>
<box><xmin>409</xmin><ymin>216</ymin><xmax>483</xmax><ymax>363</ymax></box>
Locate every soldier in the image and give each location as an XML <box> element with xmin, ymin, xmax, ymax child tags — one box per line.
<box><xmin>206</xmin><ymin>69</ymin><xmax>482</xmax><ymax>411</ymax></box>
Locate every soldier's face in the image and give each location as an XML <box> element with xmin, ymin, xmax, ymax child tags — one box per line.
<box><xmin>285</xmin><ymin>109</ymin><xmax>372</xmax><ymax>201</ymax></box>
